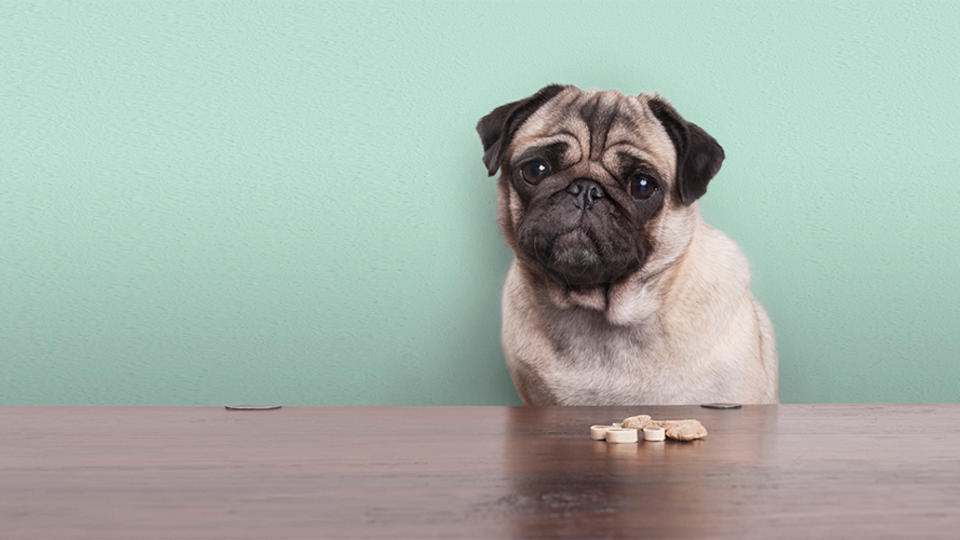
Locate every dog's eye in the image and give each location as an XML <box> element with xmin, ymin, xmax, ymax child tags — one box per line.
<box><xmin>629</xmin><ymin>173</ymin><xmax>658</xmax><ymax>199</ymax></box>
<box><xmin>519</xmin><ymin>159</ymin><xmax>551</xmax><ymax>184</ymax></box>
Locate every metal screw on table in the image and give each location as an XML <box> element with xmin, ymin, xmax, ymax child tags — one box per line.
<box><xmin>224</xmin><ymin>405</ymin><xmax>283</xmax><ymax>411</ymax></box>
<box><xmin>700</xmin><ymin>403</ymin><xmax>742</xmax><ymax>409</ymax></box>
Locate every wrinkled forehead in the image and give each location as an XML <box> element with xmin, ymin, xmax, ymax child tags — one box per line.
<box><xmin>509</xmin><ymin>87</ymin><xmax>677</xmax><ymax>180</ymax></box>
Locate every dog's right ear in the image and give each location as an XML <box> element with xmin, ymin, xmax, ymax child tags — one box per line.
<box><xmin>646</xmin><ymin>96</ymin><xmax>725</xmax><ymax>206</ymax></box>
<box><xmin>476</xmin><ymin>84</ymin><xmax>567</xmax><ymax>177</ymax></box>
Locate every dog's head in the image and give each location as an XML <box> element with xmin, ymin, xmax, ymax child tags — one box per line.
<box><xmin>476</xmin><ymin>84</ymin><xmax>725</xmax><ymax>288</ymax></box>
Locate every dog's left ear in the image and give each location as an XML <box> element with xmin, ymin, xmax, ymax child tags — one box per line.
<box><xmin>647</xmin><ymin>97</ymin><xmax>725</xmax><ymax>206</ymax></box>
<box><xmin>476</xmin><ymin>84</ymin><xmax>567</xmax><ymax>176</ymax></box>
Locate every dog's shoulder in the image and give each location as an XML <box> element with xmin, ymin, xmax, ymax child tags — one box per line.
<box><xmin>679</xmin><ymin>217</ymin><xmax>753</xmax><ymax>293</ymax></box>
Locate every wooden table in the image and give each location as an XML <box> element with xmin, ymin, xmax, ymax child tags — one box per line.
<box><xmin>2</xmin><ymin>405</ymin><xmax>959</xmax><ymax>538</ymax></box>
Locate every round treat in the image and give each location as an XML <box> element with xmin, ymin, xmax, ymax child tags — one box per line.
<box><xmin>642</xmin><ymin>426</ymin><xmax>666</xmax><ymax>442</ymax></box>
<box><xmin>604</xmin><ymin>427</ymin><xmax>639</xmax><ymax>444</ymax></box>
<box><xmin>590</xmin><ymin>425</ymin><xmax>613</xmax><ymax>440</ymax></box>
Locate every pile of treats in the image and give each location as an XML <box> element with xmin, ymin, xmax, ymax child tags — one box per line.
<box><xmin>590</xmin><ymin>415</ymin><xmax>707</xmax><ymax>443</ymax></box>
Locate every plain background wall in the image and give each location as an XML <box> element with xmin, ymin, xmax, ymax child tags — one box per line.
<box><xmin>2</xmin><ymin>1</ymin><xmax>959</xmax><ymax>405</ymax></box>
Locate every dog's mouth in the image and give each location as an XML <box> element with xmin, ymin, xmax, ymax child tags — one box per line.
<box><xmin>514</xmin><ymin>191</ymin><xmax>647</xmax><ymax>288</ymax></box>
<box><xmin>546</xmin><ymin>228</ymin><xmax>604</xmax><ymax>282</ymax></box>
<box><xmin>519</xmin><ymin>222</ymin><xmax>643</xmax><ymax>288</ymax></box>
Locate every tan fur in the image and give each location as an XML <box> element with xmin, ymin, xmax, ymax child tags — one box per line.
<box><xmin>495</xmin><ymin>87</ymin><xmax>778</xmax><ymax>405</ymax></box>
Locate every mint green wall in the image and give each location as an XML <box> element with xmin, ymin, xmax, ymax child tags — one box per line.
<box><xmin>2</xmin><ymin>1</ymin><xmax>958</xmax><ymax>405</ymax></box>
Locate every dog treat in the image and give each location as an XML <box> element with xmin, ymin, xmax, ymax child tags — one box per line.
<box><xmin>590</xmin><ymin>425</ymin><xmax>614</xmax><ymax>440</ymax></box>
<box><xmin>642</xmin><ymin>426</ymin><xmax>666</xmax><ymax>442</ymax></box>
<box><xmin>604</xmin><ymin>427</ymin><xmax>639</xmax><ymax>443</ymax></box>
<box><xmin>621</xmin><ymin>415</ymin><xmax>653</xmax><ymax>430</ymax></box>
<box><xmin>589</xmin><ymin>416</ymin><xmax>707</xmax><ymax>444</ymax></box>
<box><xmin>652</xmin><ymin>419</ymin><xmax>708</xmax><ymax>441</ymax></box>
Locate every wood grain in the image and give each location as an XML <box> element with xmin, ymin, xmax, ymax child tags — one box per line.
<box><xmin>2</xmin><ymin>405</ymin><xmax>959</xmax><ymax>538</ymax></box>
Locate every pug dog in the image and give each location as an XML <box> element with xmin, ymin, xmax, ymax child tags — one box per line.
<box><xmin>476</xmin><ymin>84</ymin><xmax>778</xmax><ymax>405</ymax></box>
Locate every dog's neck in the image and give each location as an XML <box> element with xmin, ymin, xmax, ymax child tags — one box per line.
<box><xmin>533</xmin><ymin>268</ymin><xmax>671</xmax><ymax>322</ymax></box>
<box><xmin>521</xmin><ymin>254</ymin><xmax>679</xmax><ymax>326</ymax></box>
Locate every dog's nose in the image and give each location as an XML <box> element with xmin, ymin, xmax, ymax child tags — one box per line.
<box><xmin>566</xmin><ymin>178</ymin><xmax>605</xmax><ymax>210</ymax></box>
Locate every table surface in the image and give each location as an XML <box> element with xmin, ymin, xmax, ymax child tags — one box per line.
<box><xmin>3</xmin><ymin>405</ymin><xmax>960</xmax><ymax>539</ymax></box>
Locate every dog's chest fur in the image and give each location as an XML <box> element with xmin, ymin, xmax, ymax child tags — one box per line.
<box><xmin>541</xmin><ymin>309</ymin><xmax>681</xmax><ymax>404</ymax></box>
<box><xmin>508</xmin><ymin>303</ymin><xmax>736</xmax><ymax>405</ymax></box>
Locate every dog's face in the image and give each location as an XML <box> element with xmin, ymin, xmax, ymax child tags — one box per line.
<box><xmin>477</xmin><ymin>85</ymin><xmax>725</xmax><ymax>288</ymax></box>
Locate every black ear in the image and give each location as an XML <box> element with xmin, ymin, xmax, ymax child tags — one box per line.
<box><xmin>475</xmin><ymin>84</ymin><xmax>568</xmax><ymax>176</ymax></box>
<box><xmin>647</xmin><ymin>97</ymin><xmax>725</xmax><ymax>206</ymax></box>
